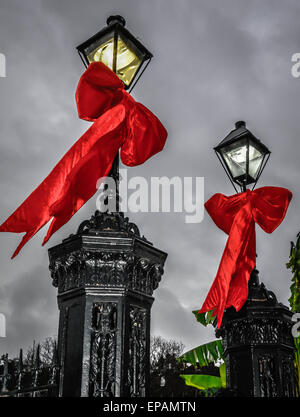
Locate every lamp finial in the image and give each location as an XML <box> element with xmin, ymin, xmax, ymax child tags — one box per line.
<box><xmin>106</xmin><ymin>15</ymin><xmax>126</xmax><ymax>27</ymax></box>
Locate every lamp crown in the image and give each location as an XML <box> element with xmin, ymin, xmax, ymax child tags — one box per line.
<box><xmin>235</xmin><ymin>120</ymin><xmax>246</xmax><ymax>129</ymax></box>
<box><xmin>106</xmin><ymin>15</ymin><xmax>126</xmax><ymax>27</ymax></box>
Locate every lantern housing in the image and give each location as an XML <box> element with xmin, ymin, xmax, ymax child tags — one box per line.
<box><xmin>76</xmin><ymin>15</ymin><xmax>152</xmax><ymax>90</ymax></box>
<box><xmin>214</xmin><ymin>121</ymin><xmax>271</xmax><ymax>192</ymax></box>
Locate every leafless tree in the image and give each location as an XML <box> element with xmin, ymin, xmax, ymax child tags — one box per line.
<box><xmin>150</xmin><ymin>336</ymin><xmax>184</xmax><ymax>372</ymax></box>
<box><xmin>24</xmin><ymin>336</ymin><xmax>57</xmax><ymax>366</ymax></box>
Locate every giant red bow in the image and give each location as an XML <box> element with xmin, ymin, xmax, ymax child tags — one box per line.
<box><xmin>0</xmin><ymin>62</ymin><xmax>167</xmax><ymax>258</ymax></box>
<box><xmin>198</xmin><ymin>186</ymin><xmax>292</xmax><ymax>328</ymax></box>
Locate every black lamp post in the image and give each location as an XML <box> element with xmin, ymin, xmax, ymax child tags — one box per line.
<box><xmin>48</xmin><ymin>17</ymin><xmax>167</xmax><ymax>397</ymax></box>
<box><xmin>76</xmin><ymin>15</ymin><xmax>153</xmax><ymax>212</ymax></box>
<box><xmin>213</xmin><ymin>122</ymin><xmax>296</xmax><ymax>397</ymax></box>
<box><xmin>214</xmin><ymin>121</ymin><xmax>270</xmax><ymax>193</ymax></box>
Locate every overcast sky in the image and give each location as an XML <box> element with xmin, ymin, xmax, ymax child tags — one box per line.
<box><xmin>0</xmin><ymin>0</ymin><xmax>300</xmax><ymax>357</ymax></box>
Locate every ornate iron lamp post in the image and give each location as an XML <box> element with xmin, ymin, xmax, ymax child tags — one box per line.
<box><xmin>48</xmin><ymin>16</ymin><xmax>167</xmax><ymax>397</ymax></box>
<box><xmin>214</xmin><ymin>120</ymin><xmax>270</xmax><ymax>193</ymax></box>
<box><xmin>214</xmin><ymin>121</ymin><xmax>296</xmax><ymax>397</ymax></box>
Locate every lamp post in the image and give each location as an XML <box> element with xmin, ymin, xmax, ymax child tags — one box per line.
<box><xmin>214</xmin><ymin>122</ymin><xmax>296</xmax><ymax>397</ymax></box>
<box><xmin>214</xmin><ymin>121</ymin><xmax>270</xmax><ymax>193</ymax></box>
<box><xmin>48</xmin><ymin>17</ymin><xmax>167</xmax><ymax>397</ymax></box>
<box><xmin>76</xmin><ymin>15</ymin><xmax>153</xmax><ymax>212</ymax></box>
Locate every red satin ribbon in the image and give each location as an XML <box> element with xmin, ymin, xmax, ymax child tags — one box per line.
<box><xmin>198</xmin><ymin>186</ymin><xmax>292</xmax><ymax>328</ymax></box>
<box><xmin>0</xmin><ymin>62</ymin><xmax>167</xmax><ymax>258</ymax></box>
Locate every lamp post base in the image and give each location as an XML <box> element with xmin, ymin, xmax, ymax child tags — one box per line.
<box><xmin>48</xmin><ymin>211</ymin><xmax>167</xmax><ymax>397</ymax></box>
<box><xmin>216</xmin><ymin>268</ymin><xmax>297</xmax><ymax>397</ymax></box>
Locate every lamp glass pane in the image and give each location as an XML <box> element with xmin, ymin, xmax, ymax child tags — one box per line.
<box><xmin>221</xmin><ymin>139</ymin><xmax>247</xmax><ymax>179</ymax></box>
<box><xmin>248</xmin><ymin>143</ymin><xmax>264</xmax><ymax>180</ymax></box>
<box><xmin>221</xmin><ymin>140</ymin><xmax>264</xmax><ymax>180</ymax></box>
<box><xmin>87</xmin><ymin>36</ymin><xmax>143</xmax><ymax>86</ymax></box>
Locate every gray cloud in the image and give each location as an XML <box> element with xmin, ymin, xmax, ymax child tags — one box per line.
<box><xmin>0</xmin><ymin>0</ymin><xmax>299</xmax><ymax>355</ymax></box>
<box><xmin>0</xmin><ymin>266</ymin><xmax>58</xmax><ymax>357</ymax></box>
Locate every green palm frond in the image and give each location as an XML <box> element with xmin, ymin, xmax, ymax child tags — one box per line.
<box><xmin>192</xmin><ymin>309</ymin><xmax>215</xmax><ymax>327</ymax></box>
<box><xmin>180</xmin><ymin>374</ymin><xmax>222</xmax><ymax>390</ymax></box>
<box><xmin>180</xmin><ymin>363</ymin><xmax>226</xmax><ymax>392</ymax></box>
<box><xmin>178</xmin><ymin>339</ymin><xmax>224</xmax><ymax>367</ymax></box>
<box><xmin>286</xmin><ymin>232</ymin><xmax>300</xmax><ymax>395</ymax></box>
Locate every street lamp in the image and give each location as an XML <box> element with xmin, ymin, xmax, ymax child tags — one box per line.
<box><xmin>44</xmin><ymin>15</ymin><xmax>167</xmax><ymax>398</ymax></box>
<box><xmin>214</xmin><ymin>121</ymin><xmax>271</xmax><ymax>193</ymax></box>
<box><xmin>76</xmin><ymin>15</ymin><xmax>152</xmax><ymax>91</ymax></box>
<box><xmin>212</xmin><ymin>122</ymin><xmax>296</xmax><ymax>397</ymax></box>
<box><xmin>76</xmin><ymin>15</ymin><xmax>153</xmax><ymax>212</ymax></box>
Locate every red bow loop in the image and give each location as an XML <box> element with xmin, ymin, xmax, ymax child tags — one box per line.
<box><xmin>199</xmin><ymin>186</ymin><xmax>292</xmax><ymax>328</ymax></box>
<box><xmin>76</xmin><ymin>62</ymin><xmax>124</xmax><ymax>122</ymax></box>
<box><xmin>120</xmin><ymin>94</ymin><xmax>167</xmax><ymax>167</ymax></box>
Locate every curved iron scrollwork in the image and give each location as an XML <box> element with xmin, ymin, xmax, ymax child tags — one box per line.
<box><xmin>76</xmin><ymin>211</ymin><xmax>142</xmax><ymax>238</ymax></box>
<box><xmin>89</xmin><ymin>303</ymin><xmax>118</xmax><ymax>397</ymax></box>
<box><xmin>128</xmin><ymin>306</ymin><xmax>147</xmax><ymax>397</ymax></box>
<box><xmin>282</xmin><ymin>356</ymin><xmax>296</xmax><ymax>397</ymax></box>
<box><xmin>258</xmin><ymin>354</ymin><xmax>277</xmax><ymax>397</ymax></box>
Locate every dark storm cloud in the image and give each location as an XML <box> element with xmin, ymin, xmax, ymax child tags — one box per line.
<box><xmin>0</xmin><ymin>0</ymin><xmax>300</xmax><ymax>354</ymax></box>
<box><xmin>0</xmin><ymin>266</ymin><xmax>57</xmax><ymax>357</ymax></box>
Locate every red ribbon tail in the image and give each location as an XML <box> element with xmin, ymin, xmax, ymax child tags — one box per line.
<box><xmin>199</xmin><ymin>204</ymin><xmax>255</xmax><ymax>328</ymax></box>
<box><xmin>11</xmin><ymin>228</ymin><xmax>40</xmax><ymax>259</ymax></box>
<box><xmin>1</xmin><ymin>105</ymin><xmax>125</xmax><ymax>257</ymax></box>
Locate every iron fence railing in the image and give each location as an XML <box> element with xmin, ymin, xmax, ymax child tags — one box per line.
<box><xmin>0</xmin><ymin>343</ymin><xmax>59</xmax><ymax>397</ymax></box>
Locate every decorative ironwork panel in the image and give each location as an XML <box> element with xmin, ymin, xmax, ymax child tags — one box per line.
<box><xmin>128</xmin><ymin>306</ymin><xmax>147</xmax><ymax>397</ymax></box>
<box><xmin>258</xmin><ymin>354</ymin><xmax>277</xmax><ymax>397</ymax></box>
<box><xmin>282</xmin><ymin>356</ymin><xmax>296</xmax><ymax>397</ymax></box>
<box><xmin>89</xmin><ymin>302</ymin><xmax>118</xmax><ymax>397</ymax></box>
<box><xmin>223</xmin><ymin>318</ymin><xmax>293</xmax><ymax>349</ymax></box>
<box><xmin>50</xmin><ymin>251</ymin><xmax>164</xmax><ymax>296</ymax></box>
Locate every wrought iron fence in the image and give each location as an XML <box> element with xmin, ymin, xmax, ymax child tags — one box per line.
<box><xmin>0</xmin><ymin>342</ymin><xmax>59</xmax><ymax>397</ymax></box>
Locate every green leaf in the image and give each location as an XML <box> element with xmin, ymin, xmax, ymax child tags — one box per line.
<box><xmin>286</xmin><ymin>232</ymin><xmax>300</xmax><ymax>394</ymax></box>
<box><xmin>180</xmin><ymin>374</ymin><xmax>222</xmax><ymax>390</ymax></box>
<box><xmin>192</xmin><ymin>311</ymin><xmax>208</xmax><ymax>326</ymax></box>
<box><xmin>219</xmin><ymin>363</ymin><xmax>226</xmax><ymax>388</ymax></box>
<box><xmin>290</xmin><ymin>242</ymin><xmax>295</xmax><ymax>257</ymax></box>
<box><xmin>287</xmin><ymin>233</ymin><xmax>300</xmax><ymax>313</ymax></box>
<box><xmin>192</xmin><ymin>309</ymin><xmax>215</xmax><ymax>327</ymax></box>
<box><xmin>178</xmin><ymin>340</ymin><xmax>224</xmax><ymax>367</ymax></box>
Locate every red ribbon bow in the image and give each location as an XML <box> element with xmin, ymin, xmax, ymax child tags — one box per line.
<box><xmin>0</xmin><ymin>62</ymin><xmax>167</xmax><ymax>258</ymax></box>
<box><xmin>198</xmin><ymin>186</ymin><xmax>292</xmax><ymax>328</ymax></box>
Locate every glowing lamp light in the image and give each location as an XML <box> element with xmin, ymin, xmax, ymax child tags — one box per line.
<box><xmin>76</xmin><ymin>15</ymin><xmax>152</xmax><ymax>90</ymax></box>
<box><xmin>214</xmin><ymin>121</ymin><xmax>271</xmax><ymax>192</ymax></box>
